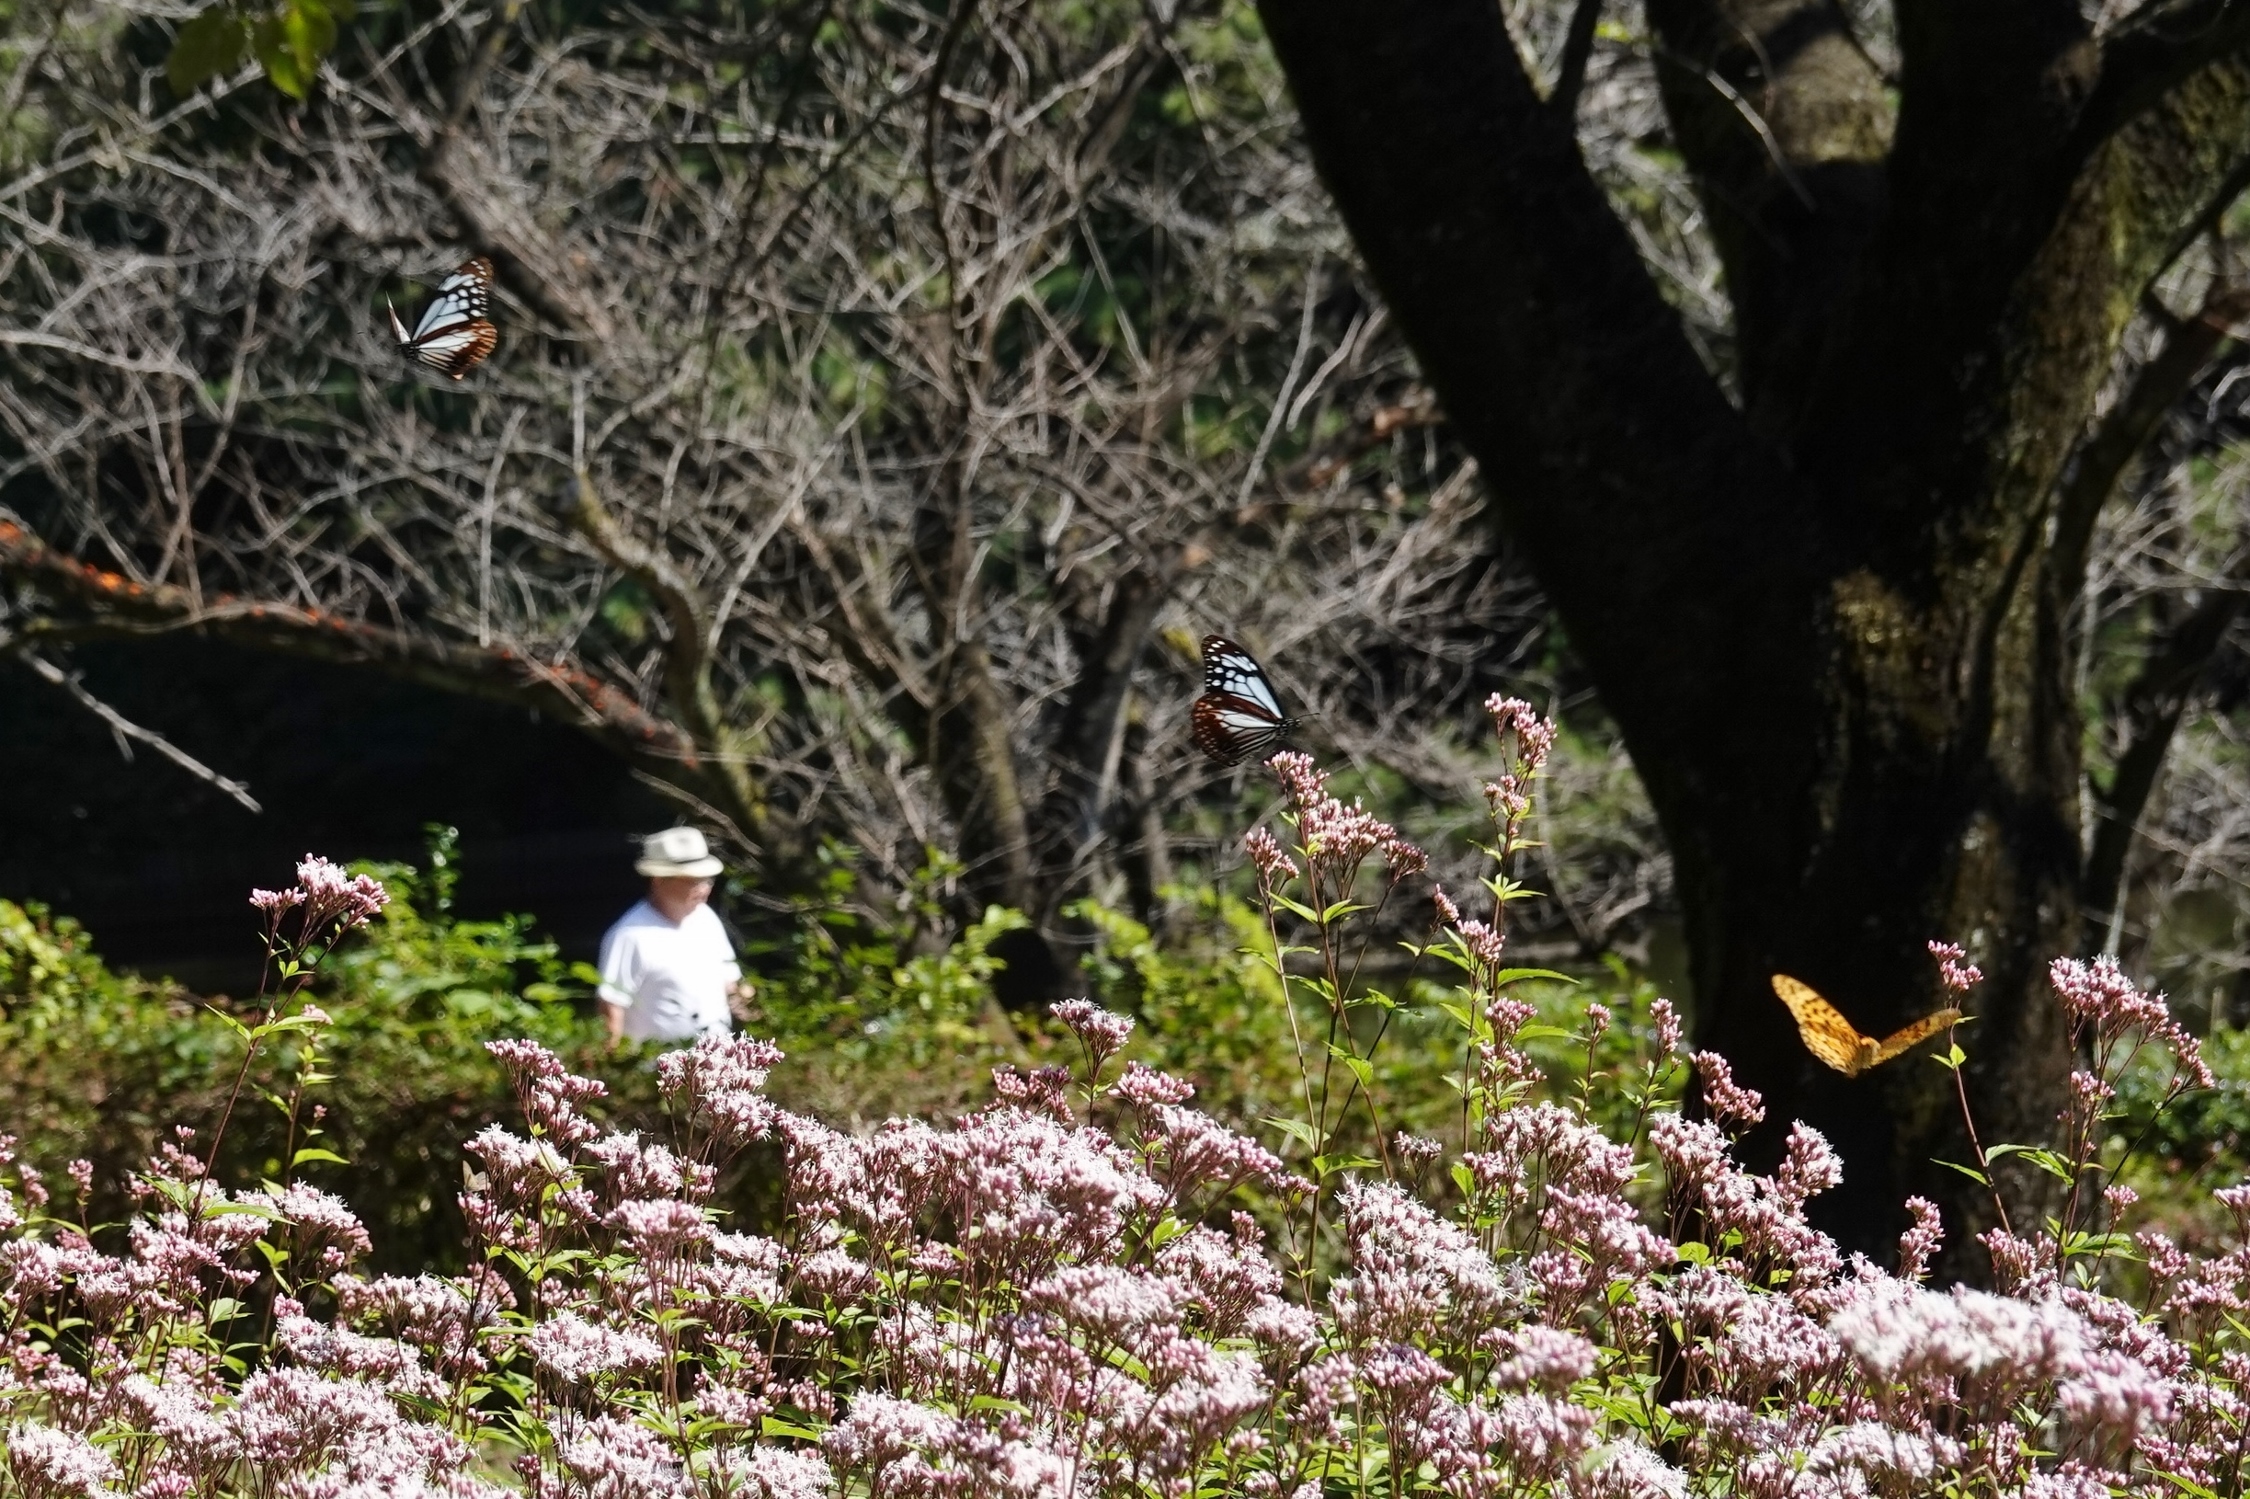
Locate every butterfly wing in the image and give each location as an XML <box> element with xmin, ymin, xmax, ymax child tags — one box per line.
<box><xmin>411</xmin><ymin>257</ymin><xmax>494</xmax><ymax>340</ymax></box>
<box><xmin>1870</xmin><ymin>1009</ymin><xmax>1961</xmax><ymax>1066</ymax></box>
<box><xmin>399</xmin><ymin>256</ymin><xmax>499</xmax><ymax>379</ymax></box>
<box><xmin>1193</xmin><ymin>692</ymin><xmax>1287</xmax><ymax>766</ymax></box>
<box><xmin>1770</xmin><ymin>974</ymin><xmax>1875</xmax><ymax>1076</ymax></box>
<box><xmin>410</xmin><ymin>321</ymin><xmax>499</xmax><ymax>380</ymax></box>
<box><xmin>1201</xmin><ymin>636</ymin><xmax>1285</xmax><ymax>717</ymax></box>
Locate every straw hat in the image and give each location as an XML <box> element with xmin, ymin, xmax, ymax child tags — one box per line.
<box><xmin>634</xmin><ymin>826</ymin><xmax>724</xmax><ymax>879</ymax></box>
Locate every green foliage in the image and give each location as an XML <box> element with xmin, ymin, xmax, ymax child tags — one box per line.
<box><xmin>2117</xmin><ymin>1016</ymin><xmax>2250</xmax><ymax>1242</ymax></box>
<box><xmin>167</xmin><ymin>0</ymin><xmax>354</xmax><ymax>99</ymax></box>
<box><xmin>0</xmin><ymin>816</ymin><xmax>1695</xmax><ymax>1277</ymax></box>
<box><xmin>0</xmin><ymin>830</ymin><xmax>643</xmax><ymax>1272</ymax></box>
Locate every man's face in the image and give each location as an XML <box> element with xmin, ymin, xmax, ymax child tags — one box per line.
<box><xmin>648</xmin><ymin>874</ymin><xmax>715</xmax><ymax>922</ymax></box>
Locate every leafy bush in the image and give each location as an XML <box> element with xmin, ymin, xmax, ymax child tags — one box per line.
<box><xmin>0</xmin><ymin>833</ymin><xmax>653</xmax><ymax>1273</ymax></box>
<box><xmin>0</xmin><ymin>698</ymin><xmax>2237</xmax><ymax>1497</ymax></box>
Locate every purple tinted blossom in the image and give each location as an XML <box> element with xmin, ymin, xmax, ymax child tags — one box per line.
<box><xmin>1266</xmin><ymin>751</ymin><xmax>1325</xmax><ymax>814</ymax></box>
<box><xmin>1299</xmin><ymin>795</ymin><xmax>1393</xmax><ymax>879</ymax></box>
<box><xmin>272</xmin><ymin>1305</ymin><xmax>443</xmax><ymax>1399</ymax></box>
<box><xmin>2050</xmin><ymin>954</ymin><xmax>2215</xmax><ymax>1089</ymax></box>
<box><xmin>552</xmin><ymin>1415</ymin><xmax>684</xmax><ymax>1497</ymax></box>
<box><xmin>1025</xmin><ymin>1265</ymin><xmax>1187</xmax><ymax>1341</ymax></box>
<box><xmin>1332</xmin><ymin>1180</ymin><xmax>1508</xmax><ymax>1342</ymax></box>
<box><xmin>526</xmin><ymin>1311</ymin><xmax>662</xmax><ymax>1383</ymax></box>
<box><xmin>1432</xmin><ymin>886</ymin><xmax>1461</xmax><ymax>927</ymax></box>
<box><xmin>1693</xmin><ymin>1051</ymin><xmax>1765</xmax><ymax>1131</ymax></box>
<box><xmin>1804</xmin><ymin>1423</ymin><xmax>1959</xmax><ymax>1481</ymax></box>
<box><xmin>1051</xmin><ymin>999</ymin><xmax>1134</xmax><ymax>1073</ymax></box>
<box><xmin>1834</xmin><ymin>1284</ymin><xmax>2089</xmax><ymax>1387</ymax></box>
<box><xmin>1897</xmin><ymin>1196</ymin><xmax>1944</xmax><ymax>1281</ymax></box>
<box><xmin>1394</xmin><ymin>1131</ymin><xmax>1443</xmax><ymax>1170</ymax></box>
<box><xmin>609</xmin><ymin>1197</ymin><xmax>712</xmax><ymax>1255</ymax></box>
<box><xmin>6</xmin><ymin>1423</ymin><xmax>121</xmax><ymax>1499</ymax></box>
<box><xmin>1455</xmin><ymin>919</ymin><xmax>1506</xmax><ymax>969</ymax></box>
<box><xmin>1380</xmin><ymin>829</ymin><xmax>1428</xmax><ymax>880</ymax></box>
<box><xmin>249</xmin><ymin>886</ymin><xmax>306</xmax><ymax>916</ymax></box>
<box><xmin>1650</xmin><ymin>1115</ymin><xmax>1840</xmax><ymax>1284</ymax></box>
<box><xmin>1486</xmin><ymin>695</ymin><xmax>1557</xmax><ymax>768</ymax></box>
<box><xmin>242</xmin><ymin>1183</ymin><xmax>372</xmax><ymax>1266</ymax></box>
<box><xmin>294</xmin><ymin>854</ymin><xmax>390</xmax><ymax>931</ymax></box>
<box><xmin>1243</xmin><ymin>1296</ymin><xmax>1321</xmax><ymax>1357</ymax></box>
<box><xmin>2057</xmin><ymin>1349</ymin><xmax>2177</xmax><ymax>1438</ymax></box>
<box><xmin>2014</xmin><ymin>1466</ymin><xmax>2119</xmax><ymax>1499</ymax></box>
<box><xmin>718</xmin><ymin>1446</ymin><xmax>835</xmax><ymax>1499</ymax></box>
<box><xmin>1156</xmin><ymin>1224</ymin><xmax>1284</xmax><ymax>1336</ymax></box>
<box><xmin>1145</xmin><ymin>1105</ymin><xmax>1289</xmax><ymax>1195</ymax></box>
<box><xmin>1929</xmin><ymin>939</ymin><xmax>1983</xmax><ymax>993</ymax></box>
<box><xmin>1775</xmin><ymin>1123</ymin><xmax>1842</xmax><ymax>1205</ymax></box>
<box><xmin>1650</xmin><ymin>996</ymin><xmax>1683</xmax><ymax>1056</ymax></box>
<box><xmin>1980</xmin><ymin>1227</ymin><xmax>2056</xmax><ymax>1295</ymax></box>
<box><xmin>989</xmin><ymin>1064</ymin><xmax>1073</xmax><ymax>1120</ymax></box>
<box><xmin>1585</xmin><ymin>1441</ymin><xmax>1689</xmax><ymax>1499</ymax></box>
<box><xmin>656</xmin><ymin>1033</ymin><xmax>785</xmax><ymax>1151</ymax></box>
<box><xmin>1484</xmin><ymin>1325</ymin><xmax>1598</xmax><ymax>1391</ymax></box>
<box><xmin>1243</xmin><ymin>827</ymin><xmax>1298</xmax><ymax>891</ymax></box>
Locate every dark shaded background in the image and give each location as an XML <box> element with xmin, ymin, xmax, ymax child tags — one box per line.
<box><xmin>0</xmin><ymin>640</ymin><xmax>670</xmax><ymax>992</ymax></box>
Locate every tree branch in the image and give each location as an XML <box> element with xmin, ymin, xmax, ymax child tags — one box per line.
<box><xmin>417</xmin><ymin>0</ymin><xmax>620</xmax><ymax>342</ymax></box>
<box><xmin>5</xmin><ymin>644</ymin><xmax>262</xmax><ymax>813</ymax></box>
<box><xmin>2084</xmin><ymin>583</ymin><xmax>2250</xmax><ymax>927</ymax></box>
<box><xmin>2078</xmin><ymin>0</ymin><xmax>2250</xmax><ymax>152</ymax></box>
<box><xmin>1551</xmin><ymin>0</ymin><xmax>1604</xmax><ymax>119</ymax></box>
<box><xmin>1253</xmin><ymin>0</ymin><xmax>1823</xmax><ymax>812</ymax></box>
<box><xmin>566</xmin><ymin>472</ymin><xmax>769</xmax><ymax>838</ymax></box>
<box><xmin>0</xmin><ymin>516</ymin><xmax>699</xmax><ymax>769</ymax></box>
<box><xmin>2054</xmin><ymin>285</ymin><xmax>2250</xmax><ymax>592</ymax></box>
<box><xmin>1642</xmin><ymin>0</ymin><xmax>1890</xmax><ymax>425</ymax></box>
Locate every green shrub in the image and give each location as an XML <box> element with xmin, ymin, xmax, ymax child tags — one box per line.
<box><xmin>0</xmin><ymin>828</ymin><xmax>1684</xmax><ymax>1275</ymax></box>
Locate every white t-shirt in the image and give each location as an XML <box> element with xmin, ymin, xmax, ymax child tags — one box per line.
<box><xmin>596</xmin><ymin>900</ymin><xmax>740</xmax><ymax>1042</ymax></box>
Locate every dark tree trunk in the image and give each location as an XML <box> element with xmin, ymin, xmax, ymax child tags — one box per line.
<box><xmin>1255</xmin><ymin>0</ymin><xmax>2250</xmax><ymax>1264</ymax></box>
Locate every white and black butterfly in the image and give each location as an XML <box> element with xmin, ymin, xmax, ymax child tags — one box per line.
<box><xmin>1192</xmin><ymin>635</ymin><xmax>1301</xmax><ymax>766</ymax></box>
<box><xmin>388</xmin><ymin>256</ymin><xmax>499</xmax><ymax>380</ymax></box>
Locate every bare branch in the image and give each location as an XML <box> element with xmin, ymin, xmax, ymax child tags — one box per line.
<box><xmin>7</xmin><ymin>644</ymin><xmax>261</xmax><ymax>813</ymax></box>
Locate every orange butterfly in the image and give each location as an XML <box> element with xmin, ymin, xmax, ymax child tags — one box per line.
<box><xmin>1770</xmin><ymin>975</ymin><xmax>1960</xmax><ymax>1077</ymax></box>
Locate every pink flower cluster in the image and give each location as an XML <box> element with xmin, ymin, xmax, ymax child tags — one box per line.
<box><xmin>2</xmin><ymin>812</ymin><xmax>2242</xmax><ymax>1499</ymax></box>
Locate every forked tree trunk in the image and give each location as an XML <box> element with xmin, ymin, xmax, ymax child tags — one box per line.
<box><xmin>1256</xmin><ymin>0</ymin><xmax>2250</xmax><ymax>1262</ymax></box>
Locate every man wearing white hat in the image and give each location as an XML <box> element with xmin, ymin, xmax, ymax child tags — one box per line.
<box><xmin>596</xmin><ymin>827</ymin><xmax>749</xmax><ymax>1045</ymax></box>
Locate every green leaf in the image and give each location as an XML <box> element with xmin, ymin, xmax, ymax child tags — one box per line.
<box><xmin>1930</xmin><ymin>1157</ymin><xmax>1990</xmax><ymax>1186</ymax></box>
<box><xmin>1325</xmin><ymin>1046</ymin><xmax>1374</xmax><ymax>1088</ymax></box>
<box><xmin>292</xmin><ymin>1147</ymin><xmax>349</xmax><ymax>1167</ymax></box>
<box><xmin>1492</xmin><ymin>967</ymin><xmax>1575</xmax><ymax>986</ymax></box>
<box><xmin>1983</xmin><ymin>1144</ymin><xmax>2078</xmax><ymax>1183</ymax></box>
<box><xmin>250</xmin><ymin>5</ymin><xmax>312</xmax><ymax>97</ymax></box>
<box><xmin>1263</xmin><ymin>1116</ymin><xmax>1321</xmax><ymax>1150</ymax></box>
<box><xmin>206</xmin><ymin>1199</ymin><xmax>284</xmax><ymax>1221</ymax></box>
<box><xmin>168</xmin><ymin>3</ymin><xmax>247</xmax><ymax>95</ymax></box>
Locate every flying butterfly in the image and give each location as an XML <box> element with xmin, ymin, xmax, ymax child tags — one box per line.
<box><xmin>388</xmin><ymin>255</ymin><xmax>499</xmax><ymax>380</ymax></box>
<box><xmin>1770</xmin><ymin>974</ymin><xmax>1960</xmax><ymax>1078</ymax></box>
<box><xmin>1191</xmin><ymin>635</ymin><xmax>1301</xmax><ymax>766</ymax></box>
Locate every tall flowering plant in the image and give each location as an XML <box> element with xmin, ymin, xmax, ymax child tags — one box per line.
<box><xmin>0</xmin><ymin>729</ymin><xmax>2243</xmax><ymax>1496</ymax></box>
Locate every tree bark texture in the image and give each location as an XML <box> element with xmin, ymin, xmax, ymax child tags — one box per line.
<box><xmin>1256</xmin><ymin>0</ymin><xmax>2250</xmax><ymax>1264</ymax></box>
